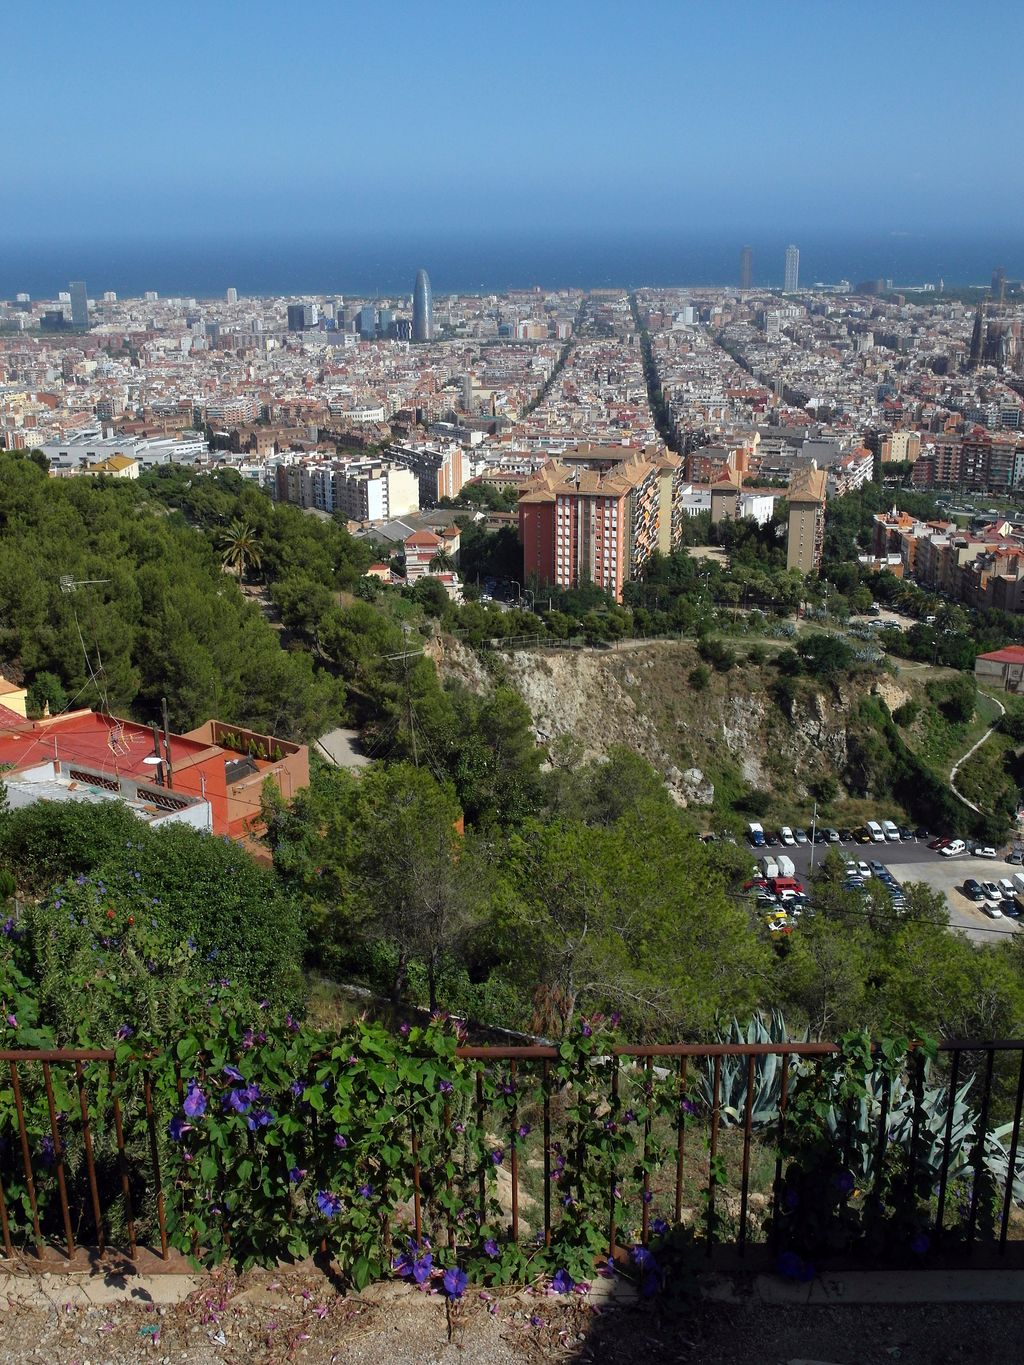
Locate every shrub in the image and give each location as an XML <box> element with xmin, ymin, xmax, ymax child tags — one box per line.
<box><xmin>893</xmin><ymin>700</ymin><xmax>920</xmax><ymax>728</ymax></box>
<box><xmin>689</xmin><ymin>664</ymin><xmax>711</xmax><ymax>692</ymax></box>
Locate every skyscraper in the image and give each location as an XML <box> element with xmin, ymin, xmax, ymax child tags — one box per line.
<box><xmin>739</xmin><ymin>246</ymin><xmax>752</xmax><ymax>291</ymax></box>
<box><xmin>412</xmin><ymin>268</ymin><xmax>433</xmax><ymax>342</ymax></box>
<box><xmin>784</xmin><ymin>245</ymin><xmax>799</xmax><ymax>293</ymax></box>
<box><xmin>225</xmin><ymin>287</ymin><xmax>238</xmax><ymax>304</ymax></box>
<box><xmin>70</xmin><ymin>280</ymin><xmax>89</xmax><ymax>329</ymax></box>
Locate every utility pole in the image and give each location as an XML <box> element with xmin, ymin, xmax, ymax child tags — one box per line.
<box><xmin>809</xmin><ymin>801</ymin><xmax>819</xmax><ymax>872</ymax></box>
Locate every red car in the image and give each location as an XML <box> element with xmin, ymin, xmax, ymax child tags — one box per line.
<box><xmin>742</xmin><ymin>878</ymin><xmax>768</xmax><ymax>891</ymax></box>
<box><xmin>928</xmin><ymin>836</ymin><xmax>951</xmax><ymax>851</ymax></box>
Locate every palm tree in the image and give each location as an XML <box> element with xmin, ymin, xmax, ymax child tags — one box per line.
<box><xmin>220</xmin><ymin>520</ymin><xmax>262</xmax><ymax>582</ymax></box>
<box><xmin>429</xmin><ymin>548</ymin><xmax>455</xmax><ymax>574</ymax></box>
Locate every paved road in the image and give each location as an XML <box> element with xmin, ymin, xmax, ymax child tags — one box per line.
<box><xmin>752</xmin><ymin>838</ymin><xmax>1021</xmax><ymax>943</ymax></box>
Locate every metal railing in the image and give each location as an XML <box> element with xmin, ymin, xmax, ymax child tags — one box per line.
<box><xmin>2</xmin><ymin>1038</ymin><xmax>1023</xmax><ymax>1268</ymax></box>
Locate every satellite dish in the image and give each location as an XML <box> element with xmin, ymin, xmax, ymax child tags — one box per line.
<box><xmin>141</xmin><ymin>755</ymin><xmax>163</xmax><ymax>766</ymax></box>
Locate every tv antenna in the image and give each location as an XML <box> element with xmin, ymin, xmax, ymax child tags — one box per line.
<box><xmin>60</xmin><ymin>575</ymin><xmax>111</xmax><ymax>593</ymax></box>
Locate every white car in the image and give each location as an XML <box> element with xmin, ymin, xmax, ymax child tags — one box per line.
<box><xmin>999</xmin><ymin>878</ymin><xmax>1016</xmax><ymax>898</ymax></box>
<box><xmin>780</xmin><ymin>827</ymin><xmax>796</xmax><ymax>846</ymax></box>
<box><xmin>857</xmin><ymin>861</ymin><xmax>871</xmax><ymax>878</ymax></box>
<box><xmin>940</xmin><ymin>839</ymin><xmax>966</xmax><ymax>857</ymax></box>
<box><xmin>974</xmin><ymin>846</ymin><xmax>997</xmax><ymax>859</ymax></box>
<box><xmin>982</xmin><ymin>881</ymin><xmax>1002</xmax><ymax>903</ymax></box>
<box><xmin>983</xmin><ymin>902</ymin><xmax>1005</xmax><ymax>919</ymax></box>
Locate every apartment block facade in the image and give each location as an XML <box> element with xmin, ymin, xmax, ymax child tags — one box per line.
<box><xmin>785</xmin><ymin>466</ymin><xmax>827</xmax><ymax>574</ymax></box>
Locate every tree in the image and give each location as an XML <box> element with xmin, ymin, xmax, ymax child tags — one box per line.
<box><xmin>428</xmin><ymin>549</ymin><xmax>455</xmax><ymax>574</ymax></box>
<box><xmin>26</xmin><ymin>670</ymin><xmax>68</xmax><ymax>717</ymax></box>
<box><xmin>219</xmin><ymin>519</ymin><xmax>263</xmax><ymax>581</ymax></box>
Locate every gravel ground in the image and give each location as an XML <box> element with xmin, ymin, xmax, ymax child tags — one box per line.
<box><xmin>3</xmin><ymin>1266</ymin><xmax>1024</xmax><ymax>1364</ymax></box>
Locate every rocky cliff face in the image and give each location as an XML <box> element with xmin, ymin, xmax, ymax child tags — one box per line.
<box><xmin>435</xmin><ymin>637</ymin><xmax>905</xmax><ymax>809</ymax></box>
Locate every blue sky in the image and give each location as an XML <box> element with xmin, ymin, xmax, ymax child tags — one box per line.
<box><xmin>5</xmin><ymin>0</ymin><xmax>1021</xmax><ymax>242</ymax></box>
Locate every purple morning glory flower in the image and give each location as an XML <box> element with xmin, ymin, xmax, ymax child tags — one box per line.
<box><xmin>550</xmin><ymin>1268</ymin><xmax>574</xmax><ymax>1295</ymax></box>
<box><xmin>399</xmin><ymin>1022</ymin><xmax>410</xmax><ymax>1037</ymax></box>
<box><xmin>290</xmin><ymin>1080</ymin><xmax>303</xmax><ymax>1097</ymax></box>
<box><xmin>357</xmin><ymin>1183</ymin><xmax>373</xmax><ymax>1199</ymax></box>
<box><xmin>681</xmin><ymin>1098</ymin><xmax>696</xmax><ymax>1115</ymax></box>
<box><xmin>288</xmin><ymin>1167</ymin><xmax>306</xmax><ymax>1183</ymax></box>
<box><xmin>640</xmin><ymin>1270</ymin><xmax>661</xmax><ymax>1298</ymax></box>
<box><xmin>651</xmin><ymin>1218</ymin><xmax>669</xmax><ymax>1237</ymax></box>
<box><xmin>491</xmin><ymin>1148</ymin><xmax>504</xmax><ymax>1166</ymax></box>
<box><xmin>183</xmin><ymin>1083</ymin><xmax>206</xmax><ymax>1118</ymax></box>
<box><xmin>832</xmin><ymin>1169</ymin><xmax>855</xmax><ymax>1196</ymax></box>
<box><xmin>334</xmin><ymin>1133</ymin><xmax>348</xmax><ymax>1148</ymax></box>
<box><xmin>316</xmin><ymin>1190</ymin><xmax>342</xmax><ymax>1217</ymax></box>
<box><xmin>167</xmin><ymin>1116</ymin><xmax>191</xmax><ymax>1141</ymax></box>
<box><xmin>643</xmin><ymin>1190</ymin><xmax>653</xmax><ymax>1204</ymax></box>
<box><xmin>580</xmin><ymin>1022</ymin><xmax>592</xmax><ymax>1037</ymax></box>
<box><xmin>285</xmin><ymin>1013</ymin><xmax>299</xmax><ymax>1032</ymax></box>
<box><xmin>910</xmin><ymin>1231</ymin><xmax>930</xmax><ymax>1255</ymax></box>
<box><xmin>223</xmin><ymin>1065</ymin><xmax>244</xmax><ymax>1082</ymax></box>
<box><xmin>5</xmin><ymin>1014</ymin><xmax>17</xmax><ymax>1029</ymax></box>
<box><xmin>224</xmin><ymin>1088</ymin><xmax>251</xmax><ymax>1114</ymax></box>
<box><xmin>246</xmin><ymin>1108</ymin><xmax>273</xmax><ymax>1131</ymax></box>
<box><xmin>517</xmin><ymin>1123</ymin><xmax>531</xmax><ymax>1139</ymax></box>
<box><xmin>412</xmin><ymin>1253</ymin><xmax>433</xmax><ymax>1284</ymax></box>
<box><xmin>630</xmin><ymin>1245</ymin><xmax>656</xmax><ymax>1272</ymax></box>
<box><xmin>442</xmin><ymin>1268</ymin><xmax>468</xmax><ymax>1300</ymax></box>
<box><xmin>114</xmin><ymin>1025</ymin><xmax>133</xmax><ymax>1041</ymax></box>
<box><xmin>484</xmin><ymin>1238</ymin><xmax>499</xmax><ymax>1258</ymax></box>
<box><xmin>438</xmin><ymin>1079</ymin><xmax>453</xmax><ymax>1095</ymax></box>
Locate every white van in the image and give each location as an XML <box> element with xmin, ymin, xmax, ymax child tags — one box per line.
<box><xmin>1011</xmin><ymin>873</ymin><xmax>1024</xmax><ymax>895</ymax></box>
<box><xmin>747</xmin><ymin>823</ymin><xmax>765</xmax><ymax>847</ymax></box>
<box><xmin>866</xmin><ymin>820</ymin><xmax>886</xmax><ymax>843</ymax></box>
<box><xmin>881</xmin><ymin>820</ymin><xmax>900</xmax><ymax>842</ymax></box>
<box><xmin>759</xmin><ymin>856</ymin><xmax>780</xmax><ymax>880</ymax></box>
<box><xmin>940</xmin><ymin>839</ymin><xmax>966</xmax><ymax>857</ymax></box>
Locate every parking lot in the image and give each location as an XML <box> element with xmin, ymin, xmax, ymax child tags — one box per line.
<box><xmin>759</xmin><ymin>838</ymin><xmax>1022</xmax><ymax>944</ymax></box>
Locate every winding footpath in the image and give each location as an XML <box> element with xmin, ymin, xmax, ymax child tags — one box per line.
<box><xmin>949</xmin><ymin>692</ymin><xmax>1006</xmax><ymax>813</ymax></box>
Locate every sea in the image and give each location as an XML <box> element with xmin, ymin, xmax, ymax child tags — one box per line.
<box><xmin>1</xmin><ymin>231</ymin><xmax>1022</xmax><ymax>300</ymax></box>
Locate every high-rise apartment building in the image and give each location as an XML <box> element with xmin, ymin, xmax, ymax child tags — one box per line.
<box><xmin>784</xmin><ymin>245</ymin><xmax>799</xmax><ymax>293</ymax></box>
<box><xmin>412</xmin><ymin>268</ymin><xmax>433</xmax><ymax>341</ymax></box>
<box><xmin>739</xmin><ymin>246</ymin><xmax>753</xmax><ymax>291</ymax></box>
<box><xmin>786</xmin><ymin>465</ymin><xmax>826</xmax><ymax>574</ymax></box>
<box><xmin>69</xmin><ymin>280</ymin><xmax>89</xmax><ymax>329</ymax></box>
<box><xmin>225</xmin><ymin>287</ymin><xmax>238</xmax><ymax>304</ymax></box>
<box><xmin>518</xmin><ymin>448</ymin><xmax>680</xmax><ymax>603</ymax></box>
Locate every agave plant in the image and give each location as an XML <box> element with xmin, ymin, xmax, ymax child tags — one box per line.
<box><xmin>696</xmin><ymin>1011</ymin><xmax>809</xmax><ymax>1129</ymax></box>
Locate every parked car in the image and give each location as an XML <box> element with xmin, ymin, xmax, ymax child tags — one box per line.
<box><xmin>812</xmin><ymin>829</ymin><xmax>828</xmax><ymax>844</ymax></box>
<box><xmin>881</xmin><ymin>820</ymin><xmax>901</xmax><ymax>842</ymax></box>
<box><xmin>855</xmin><ymin>828</ymin><xmax>874</xmax><ymax>844</ymax></box>
<box><xmin>794</xmin><ymin>828</ymin><xmax>808</xmax><ymax>845</ymax></box>
<box><xmin>1002</xmin><ymin>899</ymin><xmax>1022</xmax><ymax>920</ymax></box>
<box><xmin>780</xmin><ymin>827</ymin><xmax>796</xmax><ymax>846</ymax></box>
<box><xmin>975</xmin><ymin>846</ymin><xmax>997</xmax><ymax>859</ymax></box>
<box><xmin>929</xmin><ymin>836</ymin><xmax>951</xmax><ymax>851</ymax></box>
<box><xmin>982</xmin><ymin>881</ymin><xmax>1002</xmax><ymax>903</ymax></box>
<box><xmin>898</xmin><ymin>826</ymin><xmax>914</xmax><ymax>841</ymax></box>
<box><xmin>869</xmin><ymin>860</ymin><xmax>886</xmax><ymax>876</ymax></box>
<box><xmin>963</xmin><ymin>878</ymin><xmax>986</xmax><ymax>902</ymax></box>
<box><xmin>914</xmin><ymin>826</ymin><xmax>930</xmax><ymax>840</ymax></box>
<box><xmin>838</xmin><ymin>828</ymin><xmax>853</xmax><ymax>843</ymax></box>
<box><xmin>826</xmin><ymin>828</ymin><xmax>841</xmax><ymax>843</ymax></box>
<box><xmin>982</xmin><ymin>902</ymin><xmax>1005</xmax><ymax>919</ymax></box>
<box><xmin>1007</xmin><ymin>852</ymin><xmax>1023</xmax><ymax>866</ymax></box>
<box><xmin>940</xmin><ymin>840</ymin><xmax>967</xmax><ymax>857</ymax></box>
<box><xmin>765</xmin><ymin>831</ymin><xmax>780</xmax><ymax>847</ymax></box>
<box><xmin>857</xmin><ymin>861</ymin><xmax>871</xmax><ymax>878</ymax></box>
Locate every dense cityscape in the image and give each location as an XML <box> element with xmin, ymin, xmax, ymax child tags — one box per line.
<box><xmin>6</xmin><ymin>0</ymin><xmax>1024</xmax><ymax>1357</ymax></box>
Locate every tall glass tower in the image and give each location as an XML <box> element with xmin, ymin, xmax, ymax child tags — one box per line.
<box><xmin>70</xmin><ymin>280</ymin><xmax>89</xmax><ymax>328</ymax></box>
<box><xmin>784</xmin><ymin>245</ymin><xmax>800</xmax><ymax>293</ymax></box>
<box><xmin>412</xmin><ymin>268</ymin><xmax>433</xmax><ymax>341</ymax></box>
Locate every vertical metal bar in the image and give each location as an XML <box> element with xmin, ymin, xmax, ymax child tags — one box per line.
<box><xmin>41</xmin><ymin>1063</ymin><xmax>75</xmax><ymax>1256</ymax></box>
<box><xmin>998</xmin><ymin>1050</ymin><xmax>1024</xmax><ymax>1253</ymax></box>
<box><xmin>739</xmin><ymin>1054</ymin><xmax>756</xmax><ymax>1256</ymax></box>
<box><xmin>109</xmin><ymin>1062</ymin><xmax>137</xmax><ymax>1258</ymax></box>
<box><xmin>509</xmin><ymin>1060</ymin><xmax>519</xmax><ymax>1245</ymax></box>
<box><xmin>934</xmin><ymin>1049</ymin><xmax>961</xmax><ymax>1246</ymax></box>
<box><xmin>872</xmin><ymin>1069</ymin><xmax>891</xmax><ymax>1200</ymax></box>
<box><xmin>771</xmin><ymin>1054</ymin><xmax>791</xmax><ymax>1252</ymax></box>
<box><xmin>0</xmin><ymin>1160</ymin><xmax>12</xmax><ymax>1258</ymax></box>
<box><xmin>410</xmin><ymin>1124</ymin><xmax>422</xmax><ymax>1247</ymax></box>
<box><xmin>476</xmin><ymin>1069</ymin><xmax>486</xmax><ymax>1224</ymax></box>
<box><xmin>966</xmin><ymin>1048</ymin><xmax>995</xmax><ymax>1252</ymax></box>
<box><xmin>675</xmin><ymin>1057</ymin><xmax>688</xmax><ymax>1225</ymax></box>
<box><xmin>707</xmin><ymin>1054</ymin><xmax>721</xmax><ymax>1256</ymax></box>
<box><xmin>142</xmin><ymin>1072</ymin><xmax>169</xmax><ymax>1260</ymax></box>
<box><xmin>74</xmin><ymin>1062</ymin><xmax>104</xmax><ymax>1252</ymax></box>
<box><xmin>9</xmin><ymin>1062</ymin><xmax>43</xmax><ymax>1257</ymax></box>
<box><xmin>608</xmin><ymin>1060</ymin><xmax>619</xmax><ymax>1260</ymax></box>
<box><xmin>542</xmin><ymin>1059</ymin><xmax>552</xmax><ymax>1247</ymax></box>
<box><xmin>906</xmin><ymin>1049</ymin><xmax>926</xmax><ymax>1211</ymax></box>
<box><xmin>442</xmin><ymin>1100</ymin><xmax>455</xmax><ymax>1251</ymax></box>
<box><xmin>641</xmin><ymin>1055</ymin><xmax>652</xmax><ymax>1246</ymax></box>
